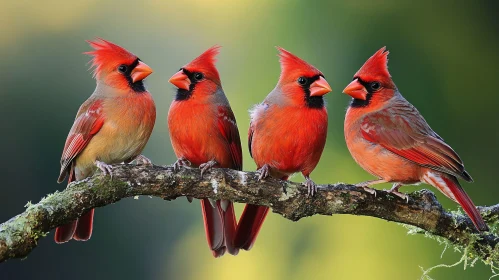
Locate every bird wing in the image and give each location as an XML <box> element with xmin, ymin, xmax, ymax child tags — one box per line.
<box><xmin>360</xmin><ymin>101</ymin><xmax>472</xmax><ymax>181</ymax></box>
<box><xmin>217</xmin><ymin>106</ymin><xmax>243</xmax><ymax>171</ymax></box>
<box><xmin>248</xmin><ymin>121</ymin><xmax>255</xmax><ymax>158</ymax></box>
<box><xmin>58</xmin><ymin>99</ymin><xmax>105</xmax><ymax>182</ymax></box>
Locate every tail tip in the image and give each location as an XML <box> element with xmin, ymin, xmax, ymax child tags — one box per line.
<box><xmin>72</xmin><ymin>235</ymin><xmax>92</xmax><ymax>241</ymax></box>
<box><xmin>54</xmin><ymin>237</ymin><xmax>71</xmax><ymax>244</ymax></box>
<box><xmin>212</xmin><ymin>247</ymin><xmax>226</xmax><ymax>258</ymax></box>
<box><xmin>470</xmin><ymin>209</ymin><xmax>488</xmax><ymax>232</ymax></box>
<box><xmin>462</xmin><ymin>171</ymin><xmax>473</xmax><ymax>182</ymax></box>
<box><xmin>476</xmin><ymin>220</ymin><xmax>489</xmax><ymax>232</ymax></box>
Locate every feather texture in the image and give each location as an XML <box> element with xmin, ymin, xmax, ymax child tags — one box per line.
<box><xmin>85</xmin><ymin>38</ymin><xmax>138</xmax><ymax>79</ymax></box>
<box><xmin>344</xmin><ymin>47</ymin><xmax>485</xmax><ymax>231</ymax></box>
<box><xmin>235</xmin><ymin>48</ymin><xmax>329</xmax><ymax>250</ymax></box>
<box><xmin>58</xmin><ymin>100</ymin><xmax>104</xmax><ymax>183</ymax></box>
<box><xmin>359</xmin><ymin>97</ymin><xmax>471</xmax><ymax>181</ymax></box>
<box><xmin>167</xmin><ymin>47</ymin><xmax>240</xmax><ymax>257</ymax></box>
<box><xmin>55</xmin><ymin>39</ymin><xmax>156</xmax><ymax>243</ymax></box>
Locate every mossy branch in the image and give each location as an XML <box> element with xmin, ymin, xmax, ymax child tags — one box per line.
<box><xmin>1</xmin><ymin>164</ymin><xmax>498</xmax><ymax>263</ymax></box>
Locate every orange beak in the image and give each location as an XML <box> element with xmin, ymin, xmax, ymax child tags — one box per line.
<box><xmin>131</xmin><ymin>61</ymin><xmax>153</xmax><ymax>83</ymax></box>
<box><xmin>169</xmin><ymin>70</ymin><xmax>191</xmax><ymax>90</ymax></box>
<box><xmin>343</xmin><ymin>78</ymin><xmax>367</xmax><ymax>100</ymax></box>
<box><xmin>309</xmin><ymin>76</ymin><xmax>332</xmax><ymax>97</ymax></box>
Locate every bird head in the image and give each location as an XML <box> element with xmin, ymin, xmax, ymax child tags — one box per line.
<box><xmin>85</xmin><ymin>38</ymin><xmax>153</xmax><ymax>92</ymax></box>
<box><xmin>343</xmin><ymin>47</ymin><xmax>396</xmax><ymax>107</ymax></box>
<box><xmin>169</xmin><ymin>46</ymin><xmax>222</xmax><ymax>101</ymax></box>
<box><xmin>276</xmin><ymin>47</ymin><xmax>331</xmax><ymax>108</ymax></box>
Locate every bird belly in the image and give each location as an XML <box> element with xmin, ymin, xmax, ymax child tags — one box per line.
<box><xmin>168</xmin><ymin>108</ymin><xmax>231</xmax><ymax>168</ymax></box>
<box><xmin>251</xmin><ymin>109</ymin><xmax>327</xmax><ymax>177</ymax></box>
<box><xmin>171</xmin><ymin>133</ymin><xmax>231</xmax><ymax>168</ymax></box>
<box><xmin>346</xmin><ymin>134</ymin><xmax>421</xmax><ymax>184</ymax></box>
<box><xmin>75</xmin><ymin>100</ymin><xmax>155</xmax><ymax>176</ymax></box>
<box><xmin>75</xmin><ymin>122</ymin><xmax>150</xmax><ymax>172</ymax></box>
<box><xmin>252</xmin><ymin>143</ymin><xmax>302</xmax><ymax>175</ymax></box>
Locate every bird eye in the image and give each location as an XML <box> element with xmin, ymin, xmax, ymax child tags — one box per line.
<box><xmin>194</xmin><ymin>72</ymin><xmax>204</xmax><ymax>81</ymax></box>
<box><xmin>298</xmin><ymin>77</ymin><xmax>307</xmax><ymax>85</ymax></box>
<box><xmin>370</xmin><ymin>81</ymin><xmax>381</xmax><ymax>91</ymax></box>
<box><xmin>118</xmin><ymin>65</ymin><xmax>128</xmax><ymax>73</ymax></box>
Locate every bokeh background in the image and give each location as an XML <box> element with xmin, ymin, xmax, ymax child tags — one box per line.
<box><xmin>1</xmin><ymin>0</ymin><xmax>498</xmax><ymax>279</ymax></box>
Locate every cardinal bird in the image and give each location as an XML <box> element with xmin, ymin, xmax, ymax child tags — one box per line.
<box><xmin>55</xmin><ymin>38</ymin><xmax>156</xmax><ymax>243</ymax></box>
<box><xmin>167</xmin><ymin>46</ymin><xmax>241</xmax><ymax>257</ymax></box>
<box><xmin>343</xmin><ymin>47</ymin><xmax>488</xmax><ymax>231</ymax></box>
<box><xmin>234</xmin><ymin>47</ymin><xmax>331</xmax><ymax>251</ymax></box>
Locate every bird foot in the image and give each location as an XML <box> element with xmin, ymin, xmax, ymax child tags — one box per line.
<box><xmin>355</xmin><ymin>183</ymin><xmax>377</xmax><ymax>197</ymax></box>
<box><xmin>304</xmin><ymin>177</ymin><xmax>317</xmax><ymax>197</ymax></box>
<box><xmin>362</xmin><ymin>187</ymin><xmax>377</xmax><ymax>197</ymax></box>
<box><xmin>130</xmin><ymin>155</ymin><xmax>152</xmax><ymax>166</ymax></box>
<box><xmin>257</xmin><ymin>164</ymin><xmax>271</xmax><ymax>181</ymax></box>
<box><xmin>354</xmin><ymin>179</ymin><xmax>386</xmax><ymax>197</ymax></box>
<box><xmin>386</xmin><ymin>190</ymin><xmax>409</xmax><ymax>203</ymax></box>
<box><xmin>385</xmin><ymin>183</ymin><xmax>408</xmax><ymax>203</ymax></box>
<box><xmin>199</xmin><ymin>160</ymin><xmax>218</xmax><ymax>177</ymax></box>
<box><xmin>173</xmin><ymin>157</ymin><xmax>191</xmax><ymax>172</ymax></box>
<box><xmin>186</xmin><ymin>197</ymin><xmax>193</xmax><ymax>203</ymax></box>
<box><xmin>95</xmin><ymin>160</ymin><xmax>113</xmax><ymax>179</ymax></box>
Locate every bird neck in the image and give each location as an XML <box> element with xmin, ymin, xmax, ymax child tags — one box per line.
<box><xmin>94</xmin><ymin>82</ymin><xmax>140</xmax><ymax>98</ymax></box>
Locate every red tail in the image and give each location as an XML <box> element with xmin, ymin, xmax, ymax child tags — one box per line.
<box><xmin>55</xmin><ymin>166</ymin><xmax>95</xmax><ymax>243</ymax></box>
<box><xmin>234</xmin><ymin>205</ymin><xmax>269</xmax><ymax>250</ymax></box>
<box><xmin>55</xmin><ymin>166</ymin><xmax>77</xmax><ymax>243</ymax></box>
<box><xmin>425</xmin><ymin>171</ymin><xmax>488</xmax><ymax>231</ymax></box>
<box><xmin>201</xmin><ymin>198</ymin><xmax>238</xmax><ymax>257</ymax></box>
<box><xmin>440</xmin><ymin>176</ymin><xmax>488</xmax><ymax>231</ymax></box>
<box><xmin>222</xmin><ymin>200</ymin><xmax>238</xmax><ymax>255</ymax></box>
<box><xmin>54</xmin><ymin>221</ymin><xmax>77</xmax><ymax>243</ymax></box>
<box><xmin>234</xmin><ymin>175</ymin><xmax>290</xmax><ymax>250</ymax></box>
<box><xmin>73</xmin><ymin>209</ymin><xmax>94</xmax><ymax>241</ymax></box>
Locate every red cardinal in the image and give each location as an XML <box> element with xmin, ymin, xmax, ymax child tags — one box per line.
<box><xmin>343</xmin><ymin>47</ymin><xmax>488</xmax><ymax>231</ymax></box>
<box><xmin>167</xmin><ymin>46</ymin><xmax>241</xmax><ymax>257</ymax></box>
<box><xmin>55</xmin><ymin>38</ymin><xmax>156</xmax><ymax>243</ymax></box>
<box><xmin>234</xmin><ymin>47</ymin><xmax>332</xmax><ymax>251</ymax></box>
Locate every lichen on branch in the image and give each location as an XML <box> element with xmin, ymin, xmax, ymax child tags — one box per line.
<box><xmin>0</xmin><ymin>164</ymin><xmax>498</xmax><ymax>264</ymax></box>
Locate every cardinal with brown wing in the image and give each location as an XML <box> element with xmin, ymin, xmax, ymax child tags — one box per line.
<box><xmin>343</xmin><ymin>47</ymin><xmax>488</xmax><ymax>231</ymax></box>
<box><xmin>55</xmin><ymin>38</ymin><xmax>156</xmax><ymax>243</ymax></box>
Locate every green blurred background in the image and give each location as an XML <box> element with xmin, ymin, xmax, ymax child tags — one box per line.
<box><xmin>1</xmin><ymin>0</ymin><xmax>498</xmax><ymax>279</ymax></box>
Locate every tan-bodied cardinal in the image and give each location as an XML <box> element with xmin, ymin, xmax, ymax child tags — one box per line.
<box><xmin>55</xmin><ymin>38</ymin><xmax>156</xmax><ymax>243</ymax></box>
<box><xmin>167</xmin><ymin>46</ymin><xmax>241</xmax><ymax>257</ymax></box>
<box><xmin>343</xmin><ymin>47</ymin><xmax>488</xmax><ymax>231</ymax></box>
<box><xmin>234</xmin><ymin>47</ymin><xmax>332</xmax><ymax>251</ymax></box>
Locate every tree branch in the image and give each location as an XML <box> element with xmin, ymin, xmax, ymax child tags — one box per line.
<box><xmin>1</xmin><ymin>164</ymin><xmax>498</xmax><ymax>264</ymax></box>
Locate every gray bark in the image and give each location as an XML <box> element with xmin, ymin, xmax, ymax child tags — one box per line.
<box><xmin>1</xmin><ymin>164</ymin><xmax>498</xmax><ymax>263</ymax></box>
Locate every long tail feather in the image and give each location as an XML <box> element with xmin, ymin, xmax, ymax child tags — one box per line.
<box><xmin>234</xmin><ymin>205</ymin><xmax>269</xmax><ymax>250</ymax></box>
<box><xmin>55</xmin><ymin>165</ymin><xmax>96</xmax><ymax>243</ymax></box>
<box><xmin>55</xmin><ymin>165</ymin><xmax>79</xmax><ymax>243</ymax></box>
<box><xmin>201</xmin><ymin>199</ymin><xmax>225</xmax><ymax>257</ymax></box>
<box><xmin>234</xmin><ymin>175</ymin><xmax>290</xmax><ymax>250</ymax></box>
<box><xmin>222</xmin><ymin>201</ymin><xmax>239</xmax><ymax>255</ymax></box>
<box><xmin>424</xmin><ymin>171</ymin><xmax>488</xmax><ymax>231</ymax></box>
<box><xmin>54</xmin><ymin>221</ymin><xmax>77</xmax><ymax>244</ymax></box>
<box><xmin>441</xmin><ymin>176</ymin><xmax>488</xmax><ymax>231</ymax></box>
<box><xmin>73</xmin><ymin>209</ymin><xmax>95</xmax><ymax>241</ymax></box>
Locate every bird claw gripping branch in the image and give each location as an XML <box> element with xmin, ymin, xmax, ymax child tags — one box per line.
<box><xmin>199</xmin><ymin>160</ymin><xmax>218</xmax><ymax>177</ymax></box>
<box><xmin>257</xmin><ymin>164</ymin><xmax>271</xmax><ymax>181</ymax></box>
<box><xmin>173</xmin><ymin>157</ymin><xmax>192</xmax><ymax>172</ymax></box>
<box><xmin>304</xmin><ymin>176</ymin><xmax>317</xmax><ymax>197</ymax></box>
<box><xmin>95</xmin><ymin>160</ymin><xmax>113</xmax><ymax>180</ymax></box>
<box><xmin>128</xmin><ymin>154</ymin><xmax>152</xmax><ymax>166</ymax></box>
